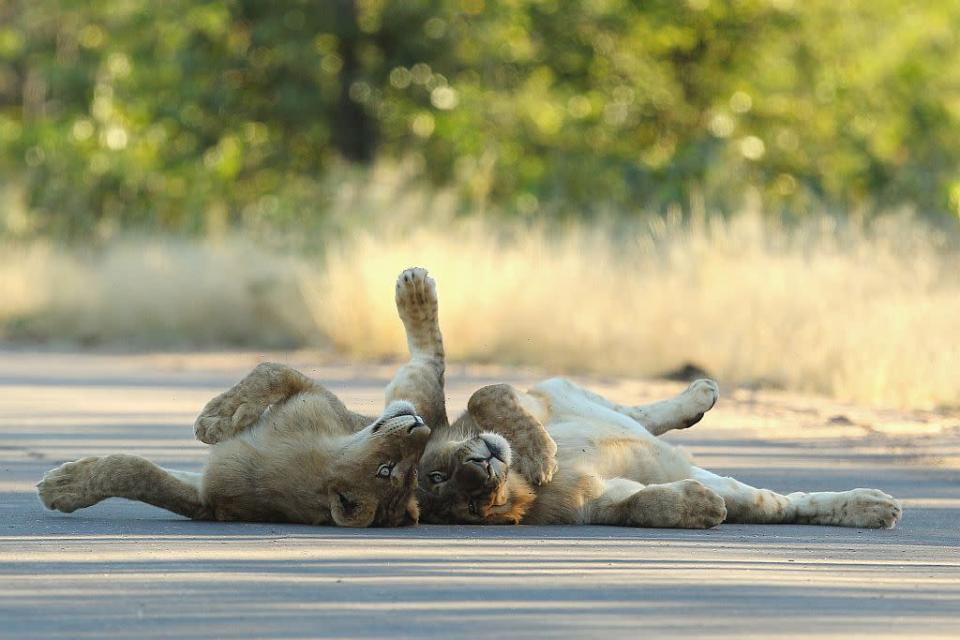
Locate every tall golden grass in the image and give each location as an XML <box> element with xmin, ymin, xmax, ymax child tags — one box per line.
<box><xmin>2</xmin><ymin>209</ymin><xmax>958</xmax><ymax>409</ymax></box>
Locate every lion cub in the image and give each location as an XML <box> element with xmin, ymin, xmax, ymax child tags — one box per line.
<box><xmin>38</xmin><ymin>268</ymin><xmax>447</xmax><ymax>527</ymax></box>
<box><xmin>419</xmin><ymin>378</ymin><xmax>902</xmax><ymax>529</ymax></box>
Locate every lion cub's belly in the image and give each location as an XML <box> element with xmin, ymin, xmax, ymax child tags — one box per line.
<box><xmin>523</xmin><ymin>418</ymin><xmax>695</xmax><ymax>524</ymax></box>
<box><xmin>549</xmin><ymin>419</ymin><xmax>690</xmax><ymax>482</ymax></box>
<box><xmin>202</xmin><ymin>429</ymin><xmax>331</xmax><ymax>525</ymax></box>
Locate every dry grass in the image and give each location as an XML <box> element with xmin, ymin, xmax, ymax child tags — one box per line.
<box><xmin>2</xmin><ymin>209</ymin><xmax>958</xmax><ymax>410</ymax></box>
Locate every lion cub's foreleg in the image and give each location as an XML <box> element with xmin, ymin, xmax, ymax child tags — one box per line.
<box><xmin>384</xmin><ymin>267</ymin><xmax>448</xmax><ymax>429</ymax></box>
<box><xmin>587</xmin><ymin>477</ymin><xmax>727</xmax><ymax>528</ymax></box>
<box><xmin>194</xmin><ymin>362</ymin><xmax>315</xmax><ymax>444</ymax></box>
<box><xmin>691</xmin><ymin>468</ymin><xmax>903</xmax><ymax>529</ymax></box>
<box><xmin>530</xmin><ymin>378</ymin><xmax>719</xmax><ymax>437</ymax></box>
<box><xmin>468</xmin><ymin>384</ymin><xmax>558</xmax><ymax>486</ymax></box>
<box><xmin>38</xmin><ymin>455</ymin><xmax>210</xmax><ymax>519</ymax></box>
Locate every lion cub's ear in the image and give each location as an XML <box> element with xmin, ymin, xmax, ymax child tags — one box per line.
<box><xmin>330</xmin><ymin>493</ymin><xmax>376</xmax><ymax>528</ymax></box>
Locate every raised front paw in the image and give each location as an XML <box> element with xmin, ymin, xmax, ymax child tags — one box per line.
<box><xmin>395</xmin><ymin>268</ymin><xmax>442</xmax><ymax>356</ymax></box>
<box><xmin>840</xmin><ymin>488</ymin><xmax>902</xmax><ymax>529</ymax></box>
<box><xmin>514</xmin><ymin>449</ymin><xmax>558</xmax><ymax>487</ymax></box>
<box><xmin>512</xmin><ymin>432</ymin><xmax>559</xmax><ymax>486</ymax></box>
<box><xmin>37</xmin><ymin>457</ymin><xmax>102</xmax><ymax>513</ymax></box>
<box><xmin>194</xmin><ymin>389</ymin><xmax>267</xmax><ymax>445</ymax></box>
<box><xmin>396</xmin><ymin>267</ymin><xmax>438</xmax><ymax>320</ymax></box>
<box><xmin>676</xmin><ymin>379</ymin><xmax>720</xmax><ymax>429</ymax></box>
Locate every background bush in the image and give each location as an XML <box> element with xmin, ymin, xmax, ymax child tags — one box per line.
<box><xmin>2</xmin><ymin>0</ymin><xmax>959</xmax><ymax>238</ymax></box>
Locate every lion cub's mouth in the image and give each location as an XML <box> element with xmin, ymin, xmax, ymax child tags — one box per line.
<box><xmin>466</xmin><ymin>439</ymin><xmax>509</xmax><ymax>478</ymax></box>
<box><xmin>406</xmin><ymin>416</ymin><xmax>427</xmax><ymax>434</ymax></box>
<box><xmin>370</xmin><ymin>401</ymin><xmax>426</xmax><ymax>434</ymax></box>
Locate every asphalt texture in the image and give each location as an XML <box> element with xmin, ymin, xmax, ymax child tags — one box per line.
<box><xmin>1</xmin><ymin>351</ymin><xmax>958</xmax><ymax>638</ymax></box>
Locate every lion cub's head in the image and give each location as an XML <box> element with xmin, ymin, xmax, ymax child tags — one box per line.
<box><xmin>416</xmin><ymin>431</ymin><xmax>535</xmax><ymax>524</ymax></box>
<box><xmin>327</xmin><ymin>400</ymin><xmax>431</xmax><ymax>528</ymax></box>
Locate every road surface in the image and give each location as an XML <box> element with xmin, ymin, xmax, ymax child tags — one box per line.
<box><xmin>1</xmin><ymin>350</ymin><xmax>958</xmax><ymax>638</ymax></box>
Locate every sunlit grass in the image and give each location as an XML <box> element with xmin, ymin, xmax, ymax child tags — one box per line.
<box><xmin>314</xmin><ymin>211</ymin><xmax>960</xmax><ymax>410</ymax></box>
<box><xmin>2</xmin><ymin>201</ymin><xmax>958</xmax><ymax>409</ymax></box>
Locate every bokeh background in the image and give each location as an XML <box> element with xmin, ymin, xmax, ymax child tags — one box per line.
<box><xmin>1</xmin><ymin>0</ymin><xmax>958</xmax><ymax>409</ymax></box>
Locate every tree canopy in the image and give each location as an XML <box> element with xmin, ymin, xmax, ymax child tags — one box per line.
<box><xmin>2</xmin><ymin>0</ymin><xmax>958</xmax><ymax>237</ymax></box>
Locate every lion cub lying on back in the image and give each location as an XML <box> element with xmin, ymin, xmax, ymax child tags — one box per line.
<box><xmin>419</xmin><ymin>380</ymin><xmax>901</xmax><ymax>528</ymax></box>
<box><xmin>37</xmin><ymin>269</ymin><xmax>447</xmax><ymax>527</ymax></box>
<box><xmin>410</xmin><ymin>274</ymin><xmax>902</xmax><ymax>529</ymax></box>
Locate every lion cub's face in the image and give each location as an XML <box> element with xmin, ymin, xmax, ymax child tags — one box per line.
<box><xmin>417</xmin><ymin>432</ymin><xmax>535</xmax><ymax>524</ymax></box>
<box><xmin>329</xmin><ymin>401</ymin><xmax>430</xmax><ymax>528</ymax></box>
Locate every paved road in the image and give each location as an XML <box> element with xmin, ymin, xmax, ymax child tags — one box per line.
<box><xmin>1</xmin><ymin>351</ymin><xmax>958</xmax><ymax>638</ymax></box>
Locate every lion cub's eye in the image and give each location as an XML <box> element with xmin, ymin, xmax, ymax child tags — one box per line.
<box><xmin>467</xmin><ymin>499</ymin><xmax>478</xmax><ymax>515</ymax></box>
<box><xmin>377</xmin><ymin>463</ymin><xmax>394</xmax><ymax>478</ymax></box>
<box><xmin>428</xmin><ymin>471</ymin><xmax>447</xmax><ymax>484</ymax></box>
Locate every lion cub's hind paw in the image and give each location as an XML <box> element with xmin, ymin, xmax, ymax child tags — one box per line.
<box><xmin>678</xmin><ymin>479</ymin><xmax>727</xmax><ymax>528</ymax></box>
<box><xmin>687</xmin><ymin>379</ymin><xmax>719</xmax><ymax>411</ymax></box>
<box><xmin>37</xmin><ymin>457</ymin><xmax>101</xmax><ymax>513</ymax></box>
<box><xmin>843</xmin><ymin>489</ymin><xmax>902</xmax><ymax>529</ymax></box>
<box><xmin>677</xmin><ymin>379</ymin><xmax>720</xmax><ymax>429</ymax></box>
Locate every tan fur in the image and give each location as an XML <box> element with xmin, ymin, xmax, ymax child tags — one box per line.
<box><xmin>420</xmin><ymin>378</ymin><xmax>902</xmax><ymax>529</ymax></box>
<box><xmin>419</xmin><ymin>372</ymin><xmax>901</xmax><ymax>528</ymax></box>
<box><xmin>38</xmin><ymin>268</ymin><xmax>447</xmax><ymax>528</ymax></box>
<box><xmin>417</xmin><ymin>377</ymin><xmax>721</xmax><ymax>526</ymax></box>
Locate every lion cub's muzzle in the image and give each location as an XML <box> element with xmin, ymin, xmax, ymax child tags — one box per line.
<box><xmin>455</xmin><ymin>436</ymin><xmax>509</xmax><ymax>492</ymax></box>
<box><xmin>369</xmin><ymin>401</ymin><xmax>431</xmax><ymax>453</ymax></box>
<box><xmin>372</xmin><ymin>401</ymin><xmax>427</xmax><ymax>433</ymax></box>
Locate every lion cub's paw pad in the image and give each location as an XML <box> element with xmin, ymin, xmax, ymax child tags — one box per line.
<box><xmin>395</xmin><ymin>267</ymin><xmax>438</xmax><ymax>319</ymax></box>
<box><xmin>843</xmin><ymin>489</ymin><xmax>902</xmax><ymax>529</ymax></box>
<box><xmin>37</xmin><ymin>458</ymin><xmax>101</xmax><ymax>513</ymax></box>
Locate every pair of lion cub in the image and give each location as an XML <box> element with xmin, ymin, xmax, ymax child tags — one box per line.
<box><xmin>39</xmin><ymin>268</ymin><xmax>902</xmax><ymax>529</ymax></box>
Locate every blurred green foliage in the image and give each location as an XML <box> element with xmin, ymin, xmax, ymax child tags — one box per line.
<box><xmin>1</xmin><ymin>0</ymin><xmax>959</xmax><ymax>237</ymax></box>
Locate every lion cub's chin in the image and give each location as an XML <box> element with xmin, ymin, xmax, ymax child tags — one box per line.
<box><xmin>417</xmin><ymin>471</ymin><xmax>536</xmax><ymax>525</ymax></box>
<box><xmin>483</xmin><ymin>473</ymin><xmax>536</xmax><ymax>524</ymax></box>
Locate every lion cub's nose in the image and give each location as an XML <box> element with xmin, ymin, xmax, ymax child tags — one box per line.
<box><xmin>407</xmin><ymin>417</ymin><xmax>427</xmax><ymax>433</ymax></box>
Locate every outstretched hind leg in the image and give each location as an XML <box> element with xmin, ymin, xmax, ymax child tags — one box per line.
<box><xmin>530</xmin><ymin>377</ymin><xmax>719</xmax><ymax>437</ymax></box>
<box><xmin>627</xmin><ymin>379</ymin><xmax>720</xmax><ymax>435</ymax></box>
<box><xmin>691</xmin><ymin>468</ymin><xmax>902</xmax><ymax>529</ymax></box>
<box><xmin>38</xmin><ymin>455</ymin><xmax>210</xmax><ymax>519</ymax></box>
<box><xmin>384</xmin><ymin>268</ymin><xmax>448</xmax><ymax>430</ymax></box>
<box><xmin>194</xmin><ymin>362</ymin><xmax>315</xmax><ymax>444</ymax></box>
